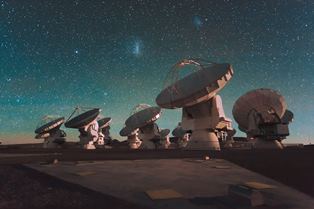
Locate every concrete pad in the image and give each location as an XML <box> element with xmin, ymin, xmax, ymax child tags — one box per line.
<box><xmin>244</xmin><ymin>181</ymin><xmax>277</xmax><ymax>190</ymax></box>
<box><xmin>27</xmin><ymin>159</ymin><xmax>314</xmax><ymax>209</ymax></box>
<box><xmin>71</xmin><ymin>171</ymin><xmax>97</xmax><ymax>176</ymax></box>
<box><xmin>212</xmin><ymin>165</ymin><xmax>231</xmax><ymax>169</ymax></box>
<box><xmin>146</xmin><ymin>189</ymin><xmax>183</xmax><ymax>200</ymax></box>
<box><xmin>0</xmin><ymin>153</ymin><xmax>61</xmax><ymax>158</ymax></box>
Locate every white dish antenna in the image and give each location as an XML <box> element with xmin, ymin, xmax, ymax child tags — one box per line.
<box><xmin>35</xmin><ymin>116</ymin><xmax>65</xmax><ymax>134</ymax></box>
<box><xmin>98</xmin><ymin>117</ymin><xmax>112</xmax><ymax>129</ymax></box>
<box><xmin>125</xmin><ymin>104</ymin><xmax>161</xmax><ymax>129</ymax></box>
<box><xmin>156</xmin><ymin>59</ymin><xmax>233</xmax><ymax>108</ymax></box>
<box><xmin>159</xmin><ymin>128</ymin><xmax>170</xmax><ymax>138</ymax></box>
<box><xmin>155</xmin><ymin>58</ymin><xmax>234</xmax><ymax>150</ymax></box>
<box><xmin>232</xmin><ymin>88</ymin><xmax>287</xmax><ymax>132</ymax></box>
<box><xmin>119</xmin><ymin>126</ymin><xmax>138</xmax><ymax>137</ymax></box>
<box><xmin>172</xmin><ymin>126</ymin><xmax>187</xmax><ymax>138</ymax></box>
<box><xmin>65</xmin><ymin>107</ymin><xmax>101</xmax><ymax>129</ymax></box>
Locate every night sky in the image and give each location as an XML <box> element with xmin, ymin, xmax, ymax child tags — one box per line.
<box><xmin>0</xmin><ymin>0</ymin><xmax>313</xmax><ymax>144</ymax></box>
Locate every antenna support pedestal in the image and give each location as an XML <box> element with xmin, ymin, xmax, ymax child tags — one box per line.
<box><xmin>128</xmin><ymin>134</ymin><xmax>142</xmax><ymax>149</ymax></box>
<box><xmin>185</xmin><ymin>130</ymin><xmax>220</xmax><ymax>150</ymax></box>
<box><xmin>181</xmin><ymin>95</ymin><xmax>229</xmax><ymax>150</ymax></box>
<box><xmin>254</xmin><ymin>138</ymin><xmax>284</xmax><ymax>149</ymax></box>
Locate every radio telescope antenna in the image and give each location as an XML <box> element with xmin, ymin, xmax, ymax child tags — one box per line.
<box><xmin>156</xmin><ymin>58</ymin><xmax>234</xmax><ymax>150</ymax></box>
<box><xmin>232</xmin><ymin>88</ymin><xmax>293</xmax><ymax>149</ymax></box>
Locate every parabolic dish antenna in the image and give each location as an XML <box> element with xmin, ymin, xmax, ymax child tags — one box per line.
<box><xmin>34</xmin><ymin>115</ymin><xmax>67</xmax><ymax>148</ymax></box>
<box><xmin>130</xmin><ymin>103</ymin><xmax>152</xmax><ymax>115</ymax></box>
<box><xmin>172</xmin><ymin>126</ymin><xmax>187</xmax><ymax>138</ymax></box>
<box><xmin>156</xmin><ymin>59</ymin><xmax>233</xmax><ymax>108</ymax></box>
<box><xmin>159</xmin><ymin>129</ymin><xmax>170</xmax><ymax>138</ymax></box>
<box><xmin>35</xmin><ymin>116</ymin><xmax>65</xmax><ymax>134</ymax></box>
<box><xmin>65</xmin><ymin>107</ymin><xmax>101</xmax><ymax>129</ymax></box>
<box><xmin>156</xmin><ymin>58</ymin><xmax>234</xmax><ymax>150</ymax></box>
<box><xmin>125</xmin><ymin>104</ymin><xmax>161</xmax><ymax>129</ymax></box>
<box><xmin>232</xmin><ymin>88</ymin><xmax>287</xmax><ymax>131</ymax></box>
<box><xmin>98</xmin><ymin>117</ymin><xmax>112</xmax><ymax>129</ymax></box>
<box><xmin>119</xmin><ymin>126</ymin><xmax>138</xmax><ymax>137</ymax></box>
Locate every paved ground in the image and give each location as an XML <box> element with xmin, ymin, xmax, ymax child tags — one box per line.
<box><xmin>1</xmin><ymin>147</ymin><xmax>314</xmax><ymax>197</ymax></box>
<box><xmin>0</xmin><ymin>165</ymin><xmax>150</xmax><ymax>209</ymax></box>
<box><xmin>28</xmin><ymin>159</ymin><xmax>314</xmax><ymax>209</ymax></box>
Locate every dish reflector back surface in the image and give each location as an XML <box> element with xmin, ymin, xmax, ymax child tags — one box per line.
<box><xmin>119</xmin><ymin>126</ymin><xmax>137</xmax><ymax>136</ymax></box>
<box><xmin>232</xmin><ymin>88</ymin><xmax>287</xmax><ymax>131</ymax></box>
<box><xmin>65</xmin><ymin>108</ymin><xmax>101</xmax><ymax>128</ymax></box>
<box><xmin>125</xmin><ymin>106</ymin><xmax>161</xmax><ymax>129</ymax></box>
<box><xmin>156</xmin><ymin>60</ymin><xmax>233</xmax><ymax>108</ymax></box>
<box><xmin>172</xmin><ymin>126</ymin><xmax>186</xmax><ymax>137</ymax></box>
<box><xmin>159</xmin><ymin>129</ymin><xmax>170</xmax><ymax>138</ymax></box>
<box><xmin>35</xmin><ymin>116</ymin><xmax>65</xmax><ymax>134</ymax></box>
<box><xmin>98</xmin><ymin>117</ymin><xmax>112</xmax><ymax>129</ymax></box>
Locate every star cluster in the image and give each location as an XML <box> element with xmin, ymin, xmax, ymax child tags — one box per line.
<box><xmin>0</xmin><ymin>0</ymin><xmax>313</xmax><ymax>143</ymax></box>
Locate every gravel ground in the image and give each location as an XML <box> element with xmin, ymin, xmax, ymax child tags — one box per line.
<box><xmin>0</xmin><ymin>165</ymin><xmax>149</xmax><ymax>209</ymax></box>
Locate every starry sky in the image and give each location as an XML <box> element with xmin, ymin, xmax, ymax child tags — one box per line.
<box><xmin>0</xmin><ymin>0</ymin><xmax>314</xmax><ymax>144</ymax></box>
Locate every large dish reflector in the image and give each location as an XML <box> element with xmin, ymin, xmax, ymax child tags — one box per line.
<box><xmin>119</xmin><ymin>126</ymin><xmax>138</xmax><ymax>136</ymax></box>
<box><xmin>156</xmin><ymin>59</ymin><xmax>233</xmax><ymax>108</ymax></box>
<box><xmin>98</xmin><ymin>117</ymin><xmax>112</xmax><ymax>129</ymax></box>
<box><xmin>125</xmin><ymin>106</ymin><xmax>161</xmax><ymax>129</ymax></box>
<box><xmin>232</xmin><ymin>88</ymin><xmax>287</xmax><ymax>131</ymax></box>
<box><xmin>35</xmin><ymin>116</ymin><xmax>65</xmax><ymax>134</ymax></box>
<box><xmin>65</xmin><ymin>108</ymin><xmax>101</xmax><ymax>129</ymax></box>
